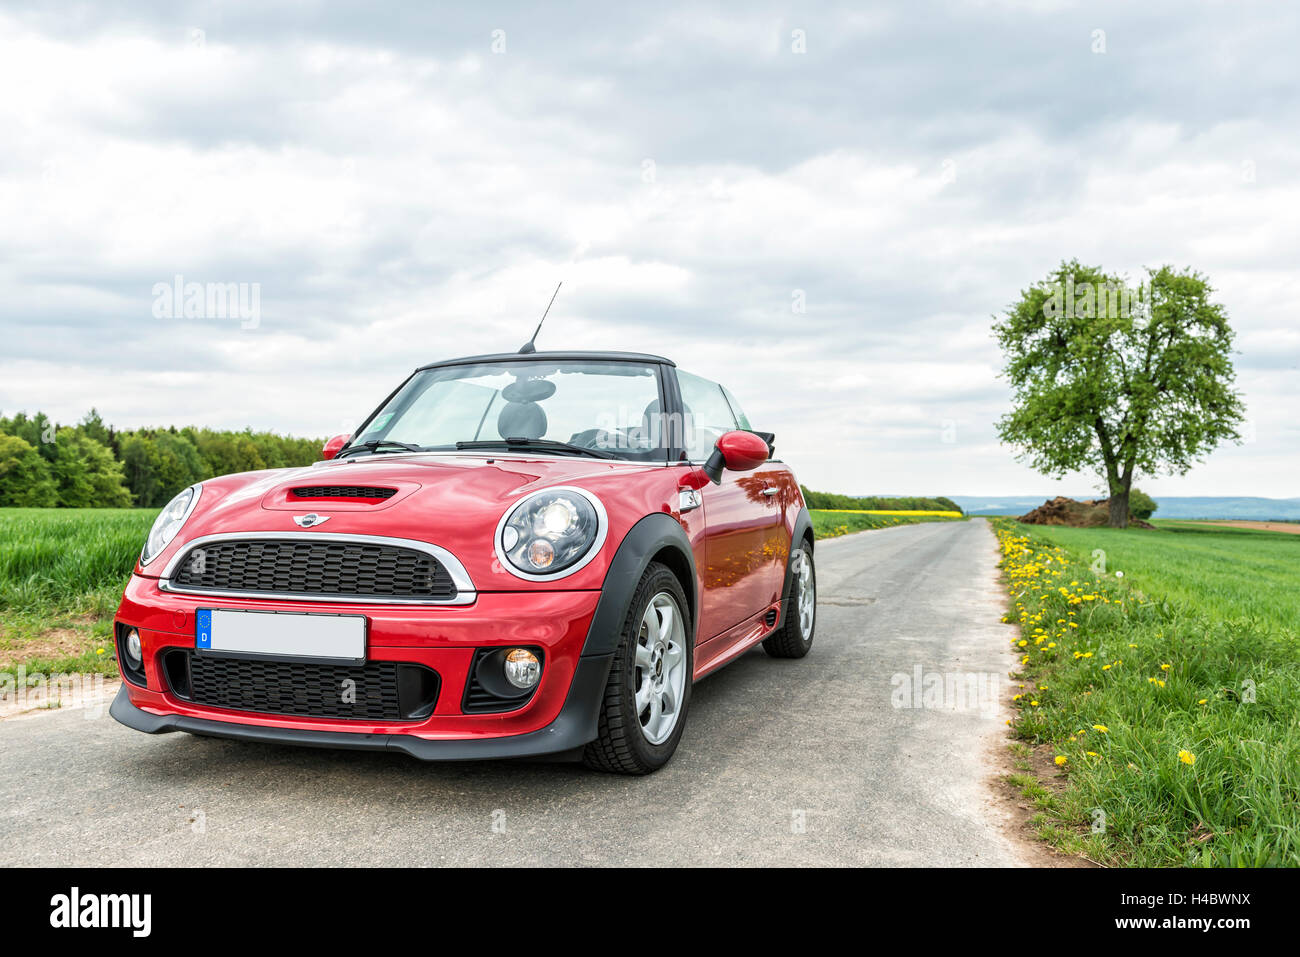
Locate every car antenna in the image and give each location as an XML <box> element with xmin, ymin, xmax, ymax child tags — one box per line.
<box><xmin>518</xmin><ymin>281</ymin><xmax>562</xmax><ymax>354</ymax></box>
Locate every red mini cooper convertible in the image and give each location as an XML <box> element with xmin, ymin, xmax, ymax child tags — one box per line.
<box><xmin>111</xmin><ymin>350</ymin><xmax>816</xmax><ymax>773</ymax></box>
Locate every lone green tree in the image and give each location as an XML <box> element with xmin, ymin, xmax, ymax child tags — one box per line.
<box><xmin>995</xmin><ymin>260</ymin><xmax>1245</xmax><ymax>528</ymax></box>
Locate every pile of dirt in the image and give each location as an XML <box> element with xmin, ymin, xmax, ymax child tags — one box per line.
<box><xmin>1017</xmin><ymin>496</ymin><xmax>1154</xmax><ymax>529</ymax></box>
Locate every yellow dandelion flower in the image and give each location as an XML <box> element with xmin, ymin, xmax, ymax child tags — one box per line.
<box><xmin>1178</xmin><ymin>750</ymin><xmax>1196</xmax><ymax>766</ymax></box>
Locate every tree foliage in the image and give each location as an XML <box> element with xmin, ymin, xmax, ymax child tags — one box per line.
<box><xmin>50</xmin><ymin>428</ymin><xmax>133</xmax><ymax>508</ymax></box>
<box><xmin>0</xmin><ymin>410</ymin><xmax>323</xmax><ymax>508</ymax></box>
<box><xmin>0</xmin><ymin>435</ymin><xmax>59</xmax><ymax>506</ymax></box>
<box><xmin>995</xmin><ymin>260</ymin><xmax>1245</xmax><ymax>528</ymax></box>
<box><xmin>1128</xmin><ymin>488</ymin><xmax>1158</xmax><ymax>520</ymax></box>
<box><xmin>800</xmin><ymin>486</ymin><xmax>962</xmax><ymax>513</ymax></box>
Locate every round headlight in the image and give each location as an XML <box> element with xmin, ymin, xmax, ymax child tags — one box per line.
<box><xmin>496</xmin><ymin>487</ymin><xmax>606</xmax><ymax>579</ymax></box>
<box><xmin>141</xmin><ymin>485</ymin><xmax>201</xmax><ymax>566</ymax></box>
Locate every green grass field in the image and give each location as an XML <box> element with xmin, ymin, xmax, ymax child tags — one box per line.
<box><xmin>995</xmin><ymin>519</ymin><xmax>1300</xmax><ymax>866</ymax></box>
<box><xmin>1029</xmin><ymin>520</ymin><xmax>1300</xmax><ymax>627</ymax></box>
<box><xmin>0</xmin><ymin>508</ymin><xmax>154</xmax><ymax>674</ymax></box>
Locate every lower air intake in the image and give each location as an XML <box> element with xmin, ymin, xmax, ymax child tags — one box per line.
<box><xmin>163</xmin><ymin>650</ymin><xmax>438</xmax><ymax>721</ymax></box>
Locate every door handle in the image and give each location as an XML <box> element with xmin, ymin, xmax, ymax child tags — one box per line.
<box><xmin>761</xmin><ymin>486</ymin><xmax>779</xmax><ymax>497</ymax></box>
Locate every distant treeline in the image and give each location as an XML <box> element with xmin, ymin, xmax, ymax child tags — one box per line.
<box><xmin>800</xmin><ymin>486</ymin><xmax>963</xmax><ymax>514</ymax></box>
<box><xmin>0</xmin><ymin>410</ymin><xmax>322</xmax><ymax>509</ymax></box>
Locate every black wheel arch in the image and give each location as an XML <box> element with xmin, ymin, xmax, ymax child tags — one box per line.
<box><xmin>774</xmin><ymin>506</ymin><xmax>814</xmax><ymax>631</ymax></box>
<box><xmin>580</xmin><ymin>512</ymin><xmax>698</xmax><ymax>658</ymax></box>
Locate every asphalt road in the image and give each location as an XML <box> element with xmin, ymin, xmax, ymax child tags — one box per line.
<box><xmin>0</xmin><ymin>518</ymin><xmax>1027</xmax><ymax>866</ymax></box>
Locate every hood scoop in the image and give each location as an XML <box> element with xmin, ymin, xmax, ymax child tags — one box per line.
<box><xmin>261</xmin><ymin>481</ymin><xmax>415</xmax><ymax>512</ymax></box>
<box><xmin>291</xmin><ymin>485</ymin><xmax>397</xmax><ymax>501</ymax></box>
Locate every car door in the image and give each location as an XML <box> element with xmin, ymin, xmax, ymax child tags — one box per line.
<box><xmin>675</xmin><ymin>370</ymin><xmax>786</xmax><ymax>642</ymax></box>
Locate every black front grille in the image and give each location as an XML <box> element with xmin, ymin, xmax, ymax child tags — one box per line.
<box><xmin>164</xmin><ymin>650</ymin><xmax>438</xmax><ymax>721</ymax></box>
<box><xmin>170</xmin><ymin>539</ymin><xmax>457</xmax><ymax>601</ymax></box>
<box><xmin>292</xmin><ymin>486</ymin><xmax>396</xmax><ymax>499</ymax></box>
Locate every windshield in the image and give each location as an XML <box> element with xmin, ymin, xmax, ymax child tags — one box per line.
<box><xmin>349</xmin><ymin>359</ymin><xmax>668</xmax><ymax>461</ymax></box>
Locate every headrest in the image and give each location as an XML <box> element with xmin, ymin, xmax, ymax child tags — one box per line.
<box><xmin>497</xmin><ymin>401</ymin><xmax>548</xmax><ymax>440</ymax></box>
<box><xmin>502</xmin><ymin>378</ymin><xmax>556</xmax><ymax>402</ymax></box>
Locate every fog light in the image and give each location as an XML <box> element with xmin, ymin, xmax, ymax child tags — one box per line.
<box><xmin>125</xmin><ymin>629</ymin><xmax>143</xmax><ymax>667</ymax></box>
<box><xmin>503</xmin><ymin>648</ymin><xmax>541</xmax><ymax>689</ymax></box>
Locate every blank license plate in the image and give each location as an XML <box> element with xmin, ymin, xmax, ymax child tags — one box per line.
<box><xmin>195</xmin><ymin>609</ymin><xmax>366</xmax><ymax>662</ymax></box>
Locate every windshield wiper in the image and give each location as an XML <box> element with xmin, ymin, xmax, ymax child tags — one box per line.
<box><xmin>455</xmin><ymin>438</ymin><xmax>618</xmax><ymax>460</ymax></box>
<box><xmin>336</xmin><ymin>439</ymin><xmax>425</xmax><ymax>459</ymax></box>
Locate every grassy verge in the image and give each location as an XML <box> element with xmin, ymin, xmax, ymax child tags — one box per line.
<box><xmin>0</xmin><ymin>508</ymin><xmax>154</xmax><ymax>675</ymax></box>
<box><xmin>994</xmin><ymin>519</ymin><xmax>1300</xmax><ymax>866</ymax></box>
<box><xmin>811</xmin><ymin>509</ymin><xmax>965</xmax><ymax>538</ymax></box>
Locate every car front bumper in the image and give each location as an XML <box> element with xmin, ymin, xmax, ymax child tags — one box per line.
<box><xmin>111</xmin><ymin>574</ymin><xmax>613</xmax><ymax>760</ymax></box>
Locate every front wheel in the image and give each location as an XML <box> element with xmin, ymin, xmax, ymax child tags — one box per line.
<box><xmin>583</xmin><ymin>563</ymin><xmax>693</xmax><ymax>774</ymax></box>
<box><xmin>764</xmin><ymin>542</ymin><xmax>816</xmax><ymax>658</ymax></box>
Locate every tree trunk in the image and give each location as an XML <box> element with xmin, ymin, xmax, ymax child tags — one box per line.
<box><xmin>1107</xmin><ymin>492</ymin><xmax>1129</xmax><ymax>529</ymax></box>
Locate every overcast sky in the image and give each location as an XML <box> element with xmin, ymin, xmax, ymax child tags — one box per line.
<box><xmin>1</xmin><ymin>1</ymin><xmax>1296</xmax><ymax>498</ymax></box>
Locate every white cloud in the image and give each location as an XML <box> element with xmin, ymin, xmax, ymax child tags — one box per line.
<box><xmin>1</xmin><ymin>3</ymin><xmax>1297</xmax><ymax>498</ymax></box>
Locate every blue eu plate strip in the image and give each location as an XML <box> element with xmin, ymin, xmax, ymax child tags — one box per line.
<box><xmin>196</xmin><ymin>609</ymin><xmax>212</xmax><ymax>649</ymax></box>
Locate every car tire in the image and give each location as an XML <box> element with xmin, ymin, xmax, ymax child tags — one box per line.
<box><xmin>763</xmin><ymin>541</ymin><xmax>816</xmax><ymax>658</ymax></box>
<box><xmin>583</xmin><ymin>562</ymin><xmax>693</xmax><ymax>775</ymax></box>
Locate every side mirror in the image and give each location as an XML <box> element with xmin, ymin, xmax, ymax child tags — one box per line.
<box><xmin>321</xmin><ymin>434</ymin><xmax>351</xmax><ymax>460</ymax></box>
<box><xmin>702</xmin><ymin>430</ymin><xmax>770</xmax><ymax>485</ymax></box>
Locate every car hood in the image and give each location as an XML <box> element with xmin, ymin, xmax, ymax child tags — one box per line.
<box><xmin>148</xmin><ymin>452</ymin><xmax>676</xmax><ymax>591</ymax></box>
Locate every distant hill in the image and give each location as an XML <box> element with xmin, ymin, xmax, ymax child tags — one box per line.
<box><xmin>952</xmin><ymin>496</ymin><xmax>1300</xmax><ymax>521</ymax></box>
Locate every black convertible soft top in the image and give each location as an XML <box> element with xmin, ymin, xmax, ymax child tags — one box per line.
<box><xmin>416</xmin><ymin>350</ymin><xmax>675</xmax><ymax>371</ymax></box>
